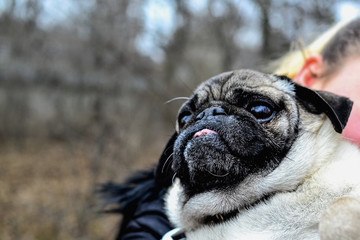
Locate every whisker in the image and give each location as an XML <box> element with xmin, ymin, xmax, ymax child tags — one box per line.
<box><xmin>163</xmin><ymin>144</ymin><xmax>175</xmax><ymax>156</ymax></box>
<box><xmin>206</xmin><ymin>170</ymin><xmax>229</xmax><ymax>178</ymax></box>
<box><xmin>172</xmin><ymin>173</ymin><xmax>177</xmax><ymax>184</ymax></box>
<box><xmin>164</xmin><ymin>97</ymin><xmax>190</xmax><ymax>104</ymax></box>
<box><xmin>161</xmin><ymin>153</ymin><xmax>174</xmax><ymax>173</ymax></box>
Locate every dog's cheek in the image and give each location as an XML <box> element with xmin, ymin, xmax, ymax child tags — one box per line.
<box><xmin>263</xmin><ymin>99</ymin><xmax>300</xmax><ymax>150</ymax></box>
<box><xmin>219</xmin><ymin>119</ymin><xmax>265</xmax><ymax>155</ymax></box>
<box><xmin>172</xmin><ymin>134</ymin><xmax>188</xmax><ymax>171</ymax></box>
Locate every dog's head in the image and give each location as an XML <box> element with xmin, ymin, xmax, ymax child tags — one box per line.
<box><xmin>156</xmin><ymin>69</ymin><xmax>353</xmax><ymax>230</ymax></box>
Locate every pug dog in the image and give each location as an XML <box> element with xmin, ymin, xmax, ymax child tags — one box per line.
<box><xmin>157</xmin><ymin>69</ymin><xmax>360</xmax><ymax>240</ymax></box>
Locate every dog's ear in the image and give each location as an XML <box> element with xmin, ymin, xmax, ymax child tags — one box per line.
<box><xmin>294</xmin><ymin>83</ymin><xmax>353</xmax><ymax>134</ymax></box>
<box><xmin>155</xmin><ymin>132</ymin><xmax>177</xmax><ymax>187</ymax></box>
<box><xmin>276</xmin><ymin>75</ymin><xmax>353</xmax><ymax>133</ymax></box>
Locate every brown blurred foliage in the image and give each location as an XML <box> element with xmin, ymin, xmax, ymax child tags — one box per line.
<box><xmin>0</xmin><ymin>0</ymin><xmax>339</xmax><ymax>239</ymax></box>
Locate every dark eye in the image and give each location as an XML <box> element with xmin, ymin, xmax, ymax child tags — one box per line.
<box><xmin>248</xmin><ymin>103</ymin><xmax>275</xmax><ymax>123</ymax></box>
<box><xmin>178</xmin><ymin>111</ymin><xmax>192</xmax><ymax>127</ymax></box>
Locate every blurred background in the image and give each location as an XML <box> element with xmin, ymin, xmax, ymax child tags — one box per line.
<box><xmin>0</xmin><ymin>0</ymin><xmax>359</xmax><ymax>239</ymax></box>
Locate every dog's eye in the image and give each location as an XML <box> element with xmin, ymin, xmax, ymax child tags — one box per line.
<box><xmin>248</xmin><ymin>103</ymin><xmax>275</xmax><ymax>122</ymax></box>
<box><xmin>178</xmin><ymin>111</ymin><xmax>192</xmax><ymax>127</ymax></box>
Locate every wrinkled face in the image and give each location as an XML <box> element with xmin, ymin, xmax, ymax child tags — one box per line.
<box><xmin>165</xmin><ymin>69</ymin><xmax>350</xmax><ymax>230</ymax></box>
<box><xmin>171</xmin><ymin>70</ymin><xmax>300</xmax><ymax>197</ymax></box>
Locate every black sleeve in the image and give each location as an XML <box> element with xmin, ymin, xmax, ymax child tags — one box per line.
<box><xmin>101</xmin><ymin>131</ymin><xmax>177</xmax><ymax>240</ymax></box>
<box><xmin>117</xmin><ymin>189</ymin><xmax>173</xmax><ymax>240</ymax></box>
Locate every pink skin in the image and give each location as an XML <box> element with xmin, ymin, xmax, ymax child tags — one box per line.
<box><xmin>314</xmin><ymin>57</ymin><xmax>360</xmax><ymax>145</ymax></box>
<box><xmin>295</xmin><ymin>54</ymin><xmax>360</xmax><ymax>147</ymax></box>
<box><xmin>194</xmin><ymin>129</ymin><xmax>218</xmax><ymax>138</ymax></box>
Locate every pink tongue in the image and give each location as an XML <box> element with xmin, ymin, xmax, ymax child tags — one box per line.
<box><xmin>194</xmin><ymin>129</ymin><xmax>218</xmax><ymax>138</ymax></box>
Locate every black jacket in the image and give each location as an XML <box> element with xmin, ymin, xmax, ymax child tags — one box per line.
<box><xmin>117</xmin><ymin>188</ymin><xmax>172</xmax><ymax>239</ymax></box>
<box><xmin>101</xmin><ymin>170</ymin><xmax>174</xmax><ymax>240</ymax></box>
<box><xmin>101</xmin><ymin>134</ymin><xmax>178</xmax><ymax>239</ymax></box>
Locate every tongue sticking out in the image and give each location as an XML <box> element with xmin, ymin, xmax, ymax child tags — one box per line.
<box><xmin>193</xmin><ymin>129</ymin><xmax>218</xmax><ymax>138</ymax></box>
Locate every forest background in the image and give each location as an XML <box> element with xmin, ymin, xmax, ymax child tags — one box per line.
<box><xmin>1</xmin><ymin>0</ymin><xmax>359</xmax><ymax>239</ymax></box>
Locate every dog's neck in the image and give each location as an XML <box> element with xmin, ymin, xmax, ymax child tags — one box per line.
<box><xmin>202</xmin><ymin>193</ymin><xmax>274</xmax><ymax>225</ymax></box>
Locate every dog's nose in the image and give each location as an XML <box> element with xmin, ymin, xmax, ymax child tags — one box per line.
<box><xmin>196</xmin><ymin>106</ymin><xmax>226</xmax><ymax>120</ymax></box>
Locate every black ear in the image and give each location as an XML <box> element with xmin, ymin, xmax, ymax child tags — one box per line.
<box><xmin>293</xmin><ymin>83</ymin><xmax>353</xmax><ymax>133</ymax></box>
<box><xmin>154</xmin><ymin>132</ymin><xmax>177</xmax><ymax>187</ymax></box>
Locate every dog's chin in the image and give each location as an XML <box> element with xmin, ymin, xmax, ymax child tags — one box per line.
<box><xmin>183</xmin><ymin>131</ymin><xmax>240</xmax><ymax>192</ymax></box>
<box><xmin>174</xmin><ymin>124</ymin><xmax>263</xmax><ymax>196</ymax></box>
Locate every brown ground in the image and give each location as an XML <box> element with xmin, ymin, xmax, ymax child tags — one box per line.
<box><xmin>0</xmin><ymin>139</ymin><xmax>158</xmax><ymax>240</ymax></box>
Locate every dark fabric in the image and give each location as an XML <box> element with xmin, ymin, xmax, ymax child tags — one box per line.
<box><xmin>100</xmin><ymin>132</ymin><xmax>178</xmax><ymax>240</ymax></box>
<box><xmin>117</xmin><ymin>189</ymin><xmax>173</xmax><ymax>240</ymax></box>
